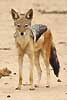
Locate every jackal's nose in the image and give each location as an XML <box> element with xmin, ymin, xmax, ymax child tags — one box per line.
<box><xmin>20</xmin><ymin>32</ymin><xmax>24</xmax><ymax>36</ymax></box>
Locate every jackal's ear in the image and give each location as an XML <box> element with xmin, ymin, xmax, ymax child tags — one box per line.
<box><xmin>25</xmin><ymin>9</ymin><xmax>33</xmax><ymax>20</ymax></box>
<box><xmin>11</xmin><ymin>9</ymin><xmax>19</xmax><ymax>20</ymax></box>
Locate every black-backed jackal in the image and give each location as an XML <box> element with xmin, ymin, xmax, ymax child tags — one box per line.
<box><xmin>11</xmin><ymin>9</ymin><xmax>60</xmax><ymax>90</ymax></box>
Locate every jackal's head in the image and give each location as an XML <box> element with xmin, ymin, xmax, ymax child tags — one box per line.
<box><xmin>11</xmin><ymin>9</ymin><xmax>33</xmax><ymax>36</ymax></box>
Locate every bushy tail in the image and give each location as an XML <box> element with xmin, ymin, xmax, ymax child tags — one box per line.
<box><xmin>49</xmin><ymin>45</ymin><xmax>60</xmax><ymax>77</ymax></box>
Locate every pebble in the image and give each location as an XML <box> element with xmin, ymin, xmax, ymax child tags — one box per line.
<box><xmin>7</xmin><ymin>95</ymin><xmax>11</xmax><ymax>98</ymax></box>
<box><xmin>57</xmin><ymin>79</ymin><xmax>62</xmax><ymax>82</ymax></box>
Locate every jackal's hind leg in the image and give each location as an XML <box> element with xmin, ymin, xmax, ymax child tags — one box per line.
<box><xmin>41</xmin><ymin>50</ymin><xmax>50</xmax><ymax>88</ymax></box>
<box><xmin>34</xmin><ymin>51</ymin><xmax>42</xmax><ymax>87</ymax></box>
<box><xmin>45</xmin><ymin>57</ymin><xmax>50</xmax><ymax>88</ymax></box>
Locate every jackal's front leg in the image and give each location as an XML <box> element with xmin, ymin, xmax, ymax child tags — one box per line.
<box><xmin>28</xmin><ymin>47</ymin><xmax>35</xmax><ymax>90</ymax></box>
<box><xmin>29</xmin><ymin>54</ymin><xmax>35</xmax><ymax>90</ymax></box>
<box><xmin>16</xmin><ymin>49</ymin><xmax>24</xmax><ymax>90</ymax></box>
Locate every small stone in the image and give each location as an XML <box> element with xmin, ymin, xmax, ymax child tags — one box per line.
<box><xmin>65</xmin><ymin>93</ymin><xmax>67</xmax><ymax>95</ymax></box>
<box><xmin>57</xmin><ymin>79</ymin><xmax>62</xmax><ymax>82</ymax></box>
<box><xmin>13</xmin><ymin>73</ymin><xmax>16</xmax><ymax>75</ymax></box>
<box><xmin>10</xmin><ymin>77</ymin><xmax>12</xmax><ymax>79</ymax></box>
<box><xmin>7</xmin><ymin>95</ymin><xmax>11</xmax><ymax>98</ymax></box>
<box><xmin>34</xmin><ymin>84</ymin><xmax>39</xmax><ymax>88</ymax></box>
<box><xmin>15</xmin><ymin>87</ymin><xmax>21</xmax><ymax>90</ymax></box>
<box><xmin>46</xmin><ymin>85</ymin><xmax>50</xmax><ymax>88</ymax></box>
<box><xmin>63</xmin><ymin>68</ymin><xmax>65</xmax><ymax>70</ymax></box>
<box><xmin>4</xmin><ymin>83</ymin><xmax>8</xmax><ymax>85</ymax></box>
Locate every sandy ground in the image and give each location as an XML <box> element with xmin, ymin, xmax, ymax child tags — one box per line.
<box><xmin>0</xmin><ymin>0</ymin><xmax>67</xmax><ymax>100</ymax></box>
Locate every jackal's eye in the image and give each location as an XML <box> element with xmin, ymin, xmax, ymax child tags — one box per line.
<box><xmin>17</xmin><ymin>24</ymin><xmax>21</xmax><ymax>28</ymax></box>
<box><xmin>24</xmin><ymin>24</ymin><xmax>28</xmax><ymax>28</ymax></box>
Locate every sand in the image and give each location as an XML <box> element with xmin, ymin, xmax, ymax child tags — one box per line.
<box><xmin>0</xmin><ymin>0</ymin><xmax>67</xmax><ymax>100</ymax></box>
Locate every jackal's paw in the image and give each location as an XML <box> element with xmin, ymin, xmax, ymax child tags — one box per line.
<box><xmin>46</xmin><ymin>85</ymin><xmax>50</xmax><ymax>88</ymax></box>
<box><xmin>29</xmin><ymin>88</ymin><xmax>35</xmax><ymax>91</ymax></box>
<box><xmin>29</xmin><ymin>86</ymin><xmax>35</xmax><ymax>91</ymax></box>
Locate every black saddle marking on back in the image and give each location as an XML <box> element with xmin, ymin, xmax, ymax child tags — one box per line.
<box><xmin>31</xmin><ymin>24</ymin><xmax>47</xmax><ymax>41</ymax></box>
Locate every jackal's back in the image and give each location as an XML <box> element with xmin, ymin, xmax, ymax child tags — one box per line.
<box><xmin>31</xmin><ymin>24</ymin><xmax>47</xmax><ymax>41</ymax></box>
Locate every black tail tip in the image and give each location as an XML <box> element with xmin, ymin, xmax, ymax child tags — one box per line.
<box><xmin>51</xmin><ymin>59</ymin><xmax>60</xmax><ymax>77</ymax></box>
<box><xmin>53</xmin><ymin>63</ymin><xmax>60</xmax><ymax>77</ymax></box>
<box><xmin>50</xmin><ymin>46</ymin><xmax>60</xmax><ymax>77</ymax></box>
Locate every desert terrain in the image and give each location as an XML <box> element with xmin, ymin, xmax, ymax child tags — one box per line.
<box><xmin>0</xmin><ymin>0</ymin><xmax>67</xmax><ymax>100</ymax></box>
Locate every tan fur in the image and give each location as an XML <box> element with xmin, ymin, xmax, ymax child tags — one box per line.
<box><xmin>11</xmin><ymin>9</ymin><xmax>53</xmax><ymax>90</ymax></box>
